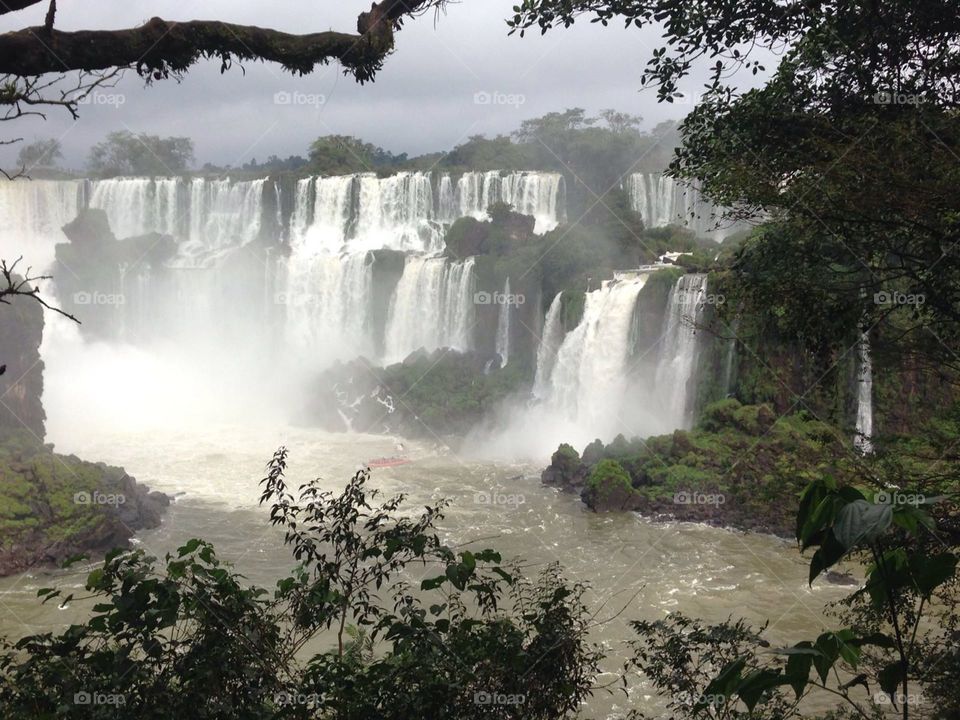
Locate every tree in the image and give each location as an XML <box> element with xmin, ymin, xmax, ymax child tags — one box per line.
<box><xmin>306</xmin><ymin>135</ymin><xmax>405</xmax><ymax>176</ymax></box>
<box><xmin>88</xmin><ymin>131</ymin><xmax>194</xmax><ymax>177</ymax></box>
<box><xmin>15</xmin><ymin>138</ymin><xmax>61</xmax><ymax>170</ymax></box>
<box><xmin>508</xmin><ymin>1</ymin><xmax>960</xmax><ymax>369</ymax></box>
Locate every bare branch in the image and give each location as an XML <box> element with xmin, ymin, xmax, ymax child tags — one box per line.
<box><xmin>0</xmin><ymin>257</ymin><xmax>79</xmax><ymax>324</ymax></box>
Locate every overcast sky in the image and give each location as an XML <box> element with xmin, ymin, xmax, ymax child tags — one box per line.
<box><xmin>0</xmin><ymin>0</ymin><xmax>718</xmax><ymax>170</ymax></box>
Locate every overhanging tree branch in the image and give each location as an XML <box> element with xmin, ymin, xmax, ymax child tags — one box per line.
<box><xmin>0</xmin><ymin>0</ymin><xmax>445</xmax><ymax>82</ymax></box>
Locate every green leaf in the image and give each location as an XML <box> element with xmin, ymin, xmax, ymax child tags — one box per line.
<box><xmin>878</xmin><ymin>661</ymin><xmax>905</xmax><ymax>702</ymax></box>
<box><xmin>833</xmin><ymin>500</ymin><xmax>892</xmax><ymax>550</ymax></box>
<box><xmin>911</xmin><ymin>552</ymin><xmax>957</xmax><ymax>596</ymax></box>
<box><xmin>697</xmin><ymin>657</ymin><xmax>747</xmax><ymax>710</ymax></box>
<box><xmin>178</xmin><ymin>539</ymin><xmax>202</xmax><ymax>557</ymax></box>
<box><xmin>420</xmin><ymin>575</ymin><xmax>446</xmax><ymax>591</ymax></box>
<box><xmin>737</xmin><ymin>669</ymin><xmax>788</xmax><ymax>710</ymax></box>
<box><xmin>782</xmin><ymin>642</ymin><xmax>817</xmax><ymax>698</ymax></box>
<box><xmin>809</xmin><ymin>531</ymin><xmax>846</xmax><ymax>584</ymax></box>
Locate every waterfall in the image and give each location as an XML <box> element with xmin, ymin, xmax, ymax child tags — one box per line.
<box><xmin>533</xmin><ymin>292</ymin><xmax>564</xmax><ymax>398</ymax></box>
<box><xmin>653</xmin><ymin>274</ymin><xmax>708</xmax><ymax>429</ymax></box>
<box><xmin>353</xmin><ymin>172</ymin><xmax>440</xmax><ymax>253</ymax></box>
<box><xmin>282</xmin><ymin>250</ymin><xmax>374</xmax><ymax>360</ymax></box>
<box><xmin>456</xmin><ymin>171</ymin><xmax>563</xmax><ymax>233</ymax></box>
<box><xmin>288</xmin><ymin>170</ymin><xmax>564</xmax><ymax>253</ymax></box>
<box><xmin>545</xmin><ymin>276</ymin><xmax>648</xmax><ymax>434</ymax></box>
<box><xmin>495</xmin><ymin>278</ymin><xmax>512</xmax><ymax>368</ymax></box>
<box><xmin>382</xmin><ymin>256</ymin><xmax>476</xmax><ymax>363</ymax></box>
<box><xmin>88</xmin><ymin>176</ymin><xmax>266</xmax><ymax>265</ymax></box>
<box><xmin>855</xmin><ymin>332</ymin><xmax>874</xmax><ymax>453</ymax></box>
<box><xmin>627</xmin><ymin>173</ymin><xmax>744</xmax><ymax>241</ymax></box>
<box><xmin>438</xmin><ymin>174</ymin><xmax>456</xmax><ymax>222</ymax></box>
<box><xmin>183</xmin><ymin>178</ymin><xmax>265</xmax><ymax>261</ymax></box>
<box><xmin>290</xmin><ymin>175</ymin><xmax>354</xmax><ymax>253</ymax></box>
<box><xmin>0</xmin><ymin>179</ymin><xmax>83</xmax><ymax>269</ymax></box>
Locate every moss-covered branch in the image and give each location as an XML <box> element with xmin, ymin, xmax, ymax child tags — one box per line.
<box><xmin>0</xmin><ymin>0</ymin><xmax>443</xmax><ymax>82</ymax></box>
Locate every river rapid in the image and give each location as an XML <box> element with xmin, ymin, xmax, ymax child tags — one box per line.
<box><xmin>0</xmin><ymin>418</ymin><xmax>848</xmax><ymax>717</ymax></box>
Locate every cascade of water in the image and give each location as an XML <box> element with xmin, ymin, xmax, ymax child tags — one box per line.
<box><xmin>184</xmin><ymin>178</ymin><xmax>265</xmax><ymax>258</ymax></box>
<box><xmin>855</xmin><ymin>332</ymin><xmax>874</xmax><ymax>453</ymax></box>
<box><xmin>282</xmin><ymin>249</ymin><xmax>374</xmax><ymax>360</ymax></box>
<box><xmin>89</xmin><ymin>176</ymin><xmax>265</xmax><ymax>263</ymax></box>
<box><xmin>438</xmin><ymin>174</ymin><xmax>456</xmax><ymax>222</ymax></box>
<box><xmin>288</xmin><ymin>178</ymin><xmax>314</xmax><ymax>241</ymax></box>
<box><xmin>0</xmin><ymin>179</ymin><xmax>83</xmax><ymax>269</ymax></box>
<box><xmin>89</xmin><ymin>177</ymin><xmax>176</xmax><ymax>239</ymax></box>
<box><xmin>353</xmin><ymin>172</ymin><xmax>439</xmax><ymax>253</ymax></box>
<box><xmin>533</xmin><ymin>292</ymin><xmax>564</xmax><ymax>398</ymax></box>
<box><xmin>627</xmin><ymin>173</ymin><xmax>743</xmax><ymax>240</ymax></box>
<box><xmin>546</xmin><ymin>276</ymin><xmax>647</xmax><ymax>434</ymax></box>
<box><xmin>291</xmin><ymin>176</ymin><xmax>355</xmax><ymax>253</ymax></box>
<box><xmin>456</xmin><ymin>171</ymin><xmax>563</xmax><ymax>233</ymax></box>
<box><xmin>653</xmin><ymin>274</ymin><xmax>708</xmax><ymax>429</ymax></box>
<box><xmin>382</xmin><ymin>256</ymin><xmax>476</xmax><ymax>363</ymax></box>
<box><xmin>495</xmin><ymin>278</ymin><xmax>512</xmax><ymax>368</ymax></box>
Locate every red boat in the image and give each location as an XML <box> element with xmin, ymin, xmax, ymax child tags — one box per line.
<box><xmin>367</xmin><ymin>456</ymin><xmax>412</xmax><ymax>468</ymax></box>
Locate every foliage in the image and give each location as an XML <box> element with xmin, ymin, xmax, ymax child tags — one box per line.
<box><xmin>508</xmin><ymin>0</ymin><xmax>960</xmax><ymax>370</ymax></box>
<box><xmin>88</xmin><ymin>131</ymin><xmax>194</xmax><ymax>177</ymax></box>
<box><xmin>0</xmin><ymin>450</ymin><xmax>601</xmax><ymax>719</ymax></box>
<box><xmin>307</xmin><ymin>135</ymin><xmax>407</xmax><ymax>176</ymax></box>
<box><xmin>547</xmin><ymin>400</ymin><xmax>854</xmax><ymax>535</ymax></box>
<box><xmin>16</xmin><ymin>138</ymin><xmax>61</xmax><ymax>171</ymax></box>
<box><xmin>629</xmin><ymin>473</ymin><xmax>958</xmax><ymax>720</ymax></box>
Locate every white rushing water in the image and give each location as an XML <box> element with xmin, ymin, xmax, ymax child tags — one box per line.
<box><xmin>491</xmin><ymin>271</ymin><xmax>708</xmax><ymax>457</ymax></box>
<box><xmin>0</xmin><ymin>179</ymin><xmax>83</xmax><ymax>269</ymax></box>
<box><xmin>533</xmin><ymin>291</ymin><xmax>564</xmax><ymax>398</ymax></box>
<box><xmin>855</xmin><ymin>331</ymin><xmax>874</xmax><ymax>453</ymax></box>
<box><xmin>382</xmin><ymin>255</ymin><xmax>477</xmax><ymax>364</ymax></box>
<box><xmin>290</xmin><ymin>170</ymin><xmax>564</xmax><ymax>252</ymax></box>
<box><xmin>282</xmin><ymin>249</ymin><xmax>375</xmax><ymax>362</ymax></box>
<box><xmin>455</xmin><ymin>170</ymin><xmax>563</xmax><ymax>233</ymax></box>
<box><xmin>494</xmin><ymin>277</ymin><xmax>512</xmax><ymax>368</ymax></box>
<box><xmin>89</xmin><ymin>177</ymin><xmax>266</xmax><ymax>262</ymax></box>
<box><xmin>627</xmin><ymin>173</ymin><xmax>746</xmax><ymax>241</ymax></box>
<box><xmin>545</xmin><ymin>275</ymin><xmax>649</xmax><ymax>438</ymax></box>
<box><xmin>653</xmin><ymin>273</ymin><xmax>708</xmax><ymax>430</ymax></box>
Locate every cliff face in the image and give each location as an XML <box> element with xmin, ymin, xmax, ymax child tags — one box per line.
<box><xmin>0</xmin><ymin>289</ymin><xmax>45</xmax><ymax>439</ymax></box>
<box><xmin>0</xmin><ymin>432</ymin><xmax>170</xmax><ymax>577</ymax></box>
<box><xmin>0</xmin><ymin>270</ymin><xmax>171</xmax><ymax>576</ymax></box>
